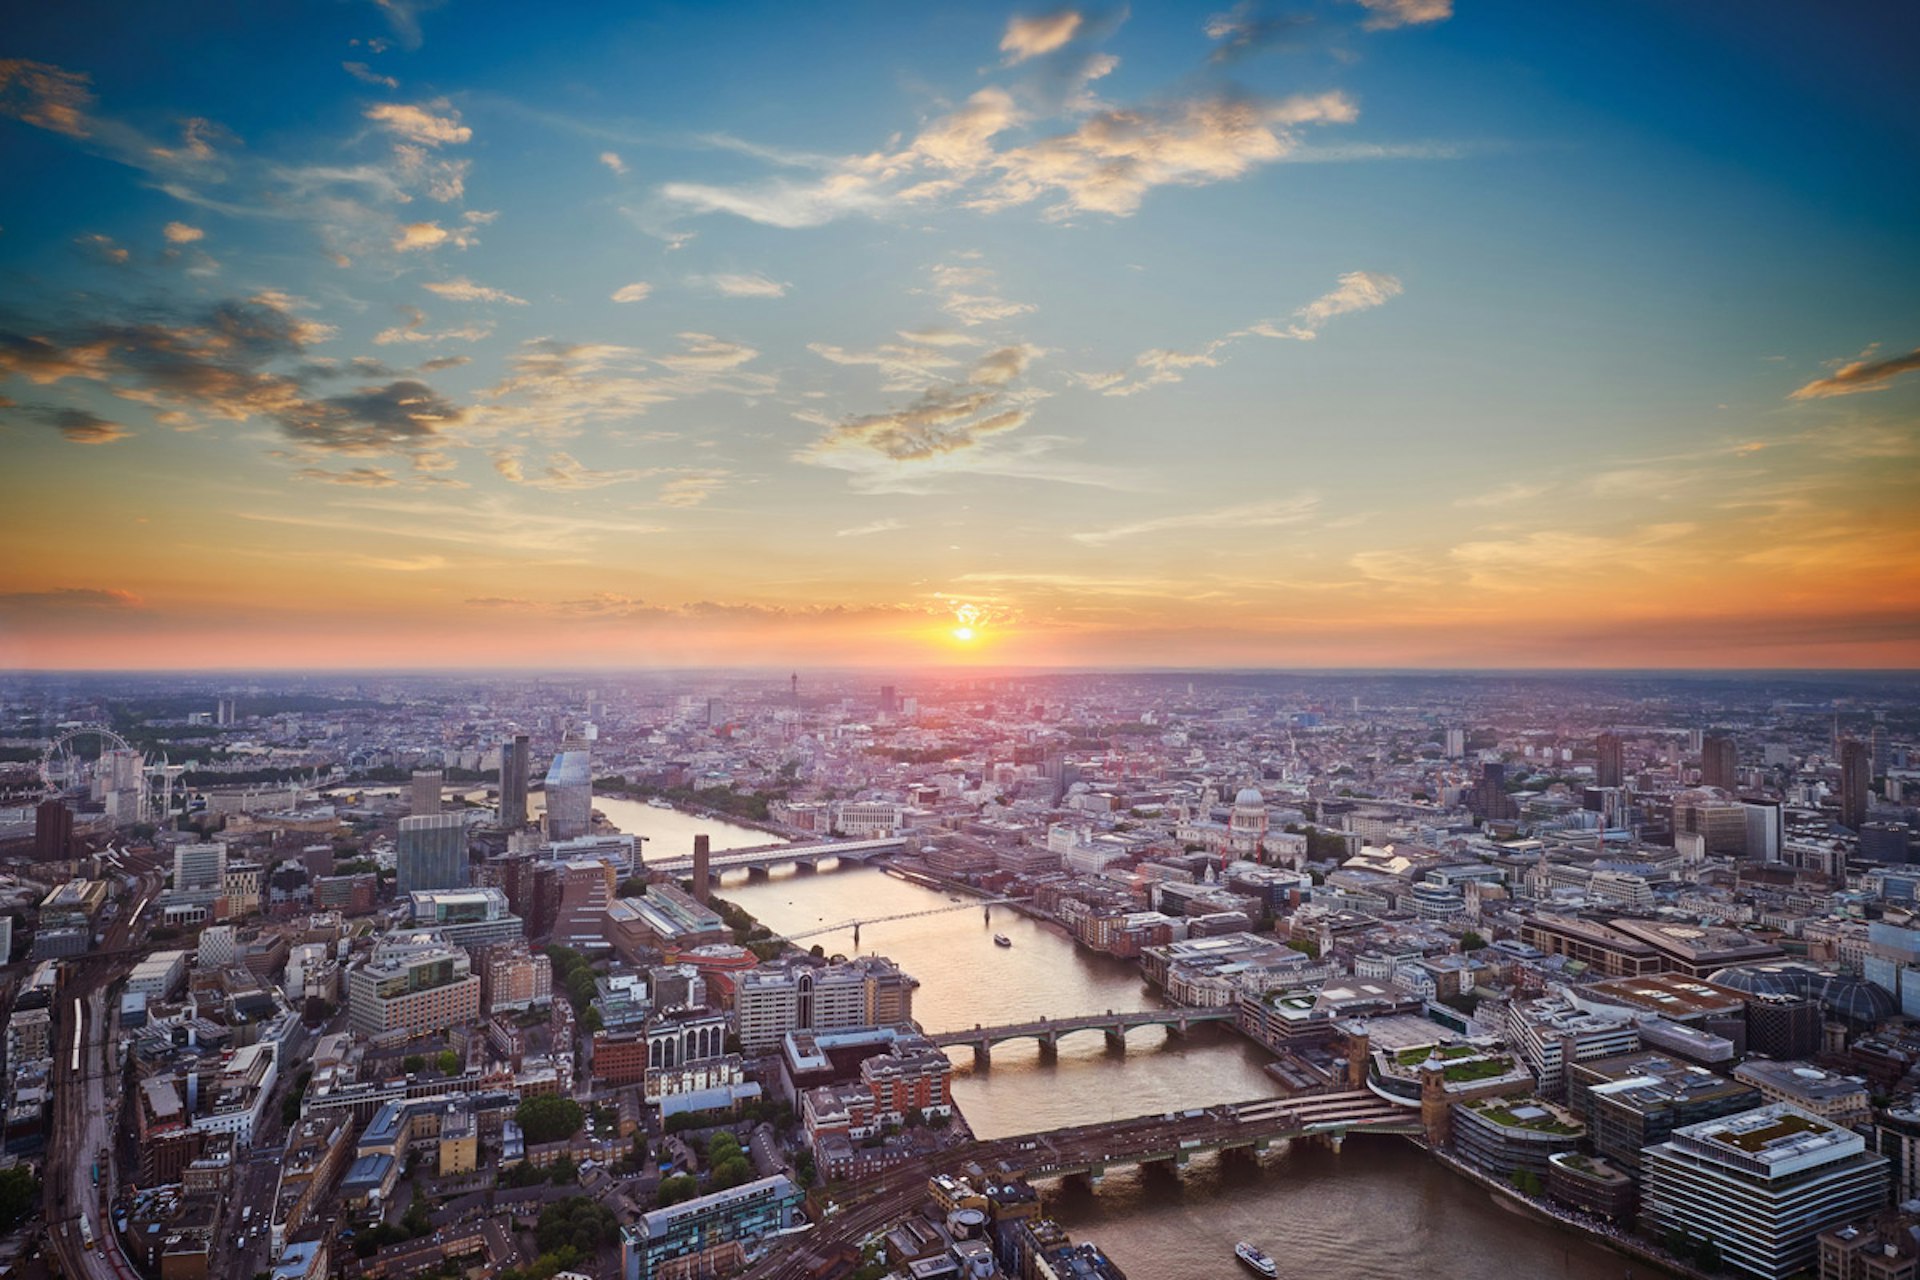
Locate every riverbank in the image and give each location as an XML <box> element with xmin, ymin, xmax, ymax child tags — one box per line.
<box><xmin>1427</xmin><ymin>1145</ymin><xmax>1696</xmax><ymax>1279</ymax></box>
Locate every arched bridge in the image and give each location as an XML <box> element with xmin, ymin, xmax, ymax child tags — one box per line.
<box><xmin>928</xmin><ymin>1006</ymin><xmax>1235</xmax><ymax>1061</ymax></box>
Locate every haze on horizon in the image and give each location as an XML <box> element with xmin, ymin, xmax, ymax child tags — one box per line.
<box><xmin>1</xmin><ymin>0</ymin><xmax>1916</xmax><ymax>672</ymax></box>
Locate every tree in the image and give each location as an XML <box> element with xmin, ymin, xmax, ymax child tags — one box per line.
<box><xmin>437</xmin><ymin>1049</ymin><xmax>460</xmax><ymax>1075</ymax></box>
<box><xmin>547</xmin><ymin>1154</ymin><xmax>577</xmax><ymax>1185</ymax></box>
<box><xmin>0</xmin><ymin>1167</ymin><xmax>40</xmax><ymax>1231</ymax></box>
<box><xmin>656</xmin><ymin>1174</ymin><xmax>698</xmax><ymax>1207</ymax></box>
<box><xmin>1459</xmin><ymin>930</ymin><xmax>1487</xmax><ymax>952</ymax></box>
<box><xmin>516</xmin><ymin>1096</ymin><xmax>584</xmax><ymax>1144</ymax></box>
<box><xmin>580</xmin><ymin>1006</ymin><xmax>603</xmax><ymax>1035</ymax></box>
<box><xmin>403</xmin><ymin>1054</ymin><xmax>425</xmax><ymax>1075</ymax></box>
<box><xmin>618</xmin><ymin>877</ymin><xmax>647</xmax><ymax>897</ymax></box>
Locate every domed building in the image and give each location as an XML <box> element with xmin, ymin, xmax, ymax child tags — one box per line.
<box><xmin>1229</xmin><ymin>786</ymin><xmax>1268</xmax><ymax>859</ymax></box>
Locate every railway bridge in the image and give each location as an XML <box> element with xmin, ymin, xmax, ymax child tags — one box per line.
<box><xmin>926</xmin><ymin>1006</ymin><xmax>1236</xmax><ymax>1063</ymax></box>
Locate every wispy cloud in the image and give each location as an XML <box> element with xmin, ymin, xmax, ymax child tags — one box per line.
<box><xmin>1349</xmin><ymin>0</ymin><xmax>1453</xmax><ymax>31</ymax></box>
<box><xmin>1074</xmin><ymin>495</ymin><xmax>1320</xmax><ymax>545</ymax></box>
<box><xmin>610</xmin><ymin>282</ymin><xmax>653</xmax><ymax>303</ymax></box>
<box><xmin>1249</xmin><ymin>270</ymin><xmax>1403</xmax><ymax>340</ymax></box>
<box><xmin>836</xmin><ymin>518</ymin><xmax>905</xmax><ymax>537</ymax></box>
<box><xmin>1454</xmin><ymin>481</ymin><xmax>1552</xmax><ymax>509</ymax></box>
<box><xmin>1001</xmin><ymin>10</ymin><xmax>1085</xmax><ymax>64</ymax></box>
<box><xmin>691</xmin><ymin>272</ymin><xmax>788</xmax><ymax>298</ymax></box>
<box><xmin>1789</xmin><ymin>345</ymin><xmax>1920</xmax><ymax>400</ymax></box>
<box><xmin>599</xmin><ymin>150</ymin><xmax>627</xmax><ymax>174</ymax></box>
<box><xmin>422</xmin><ymin>277</ymin><xmax>526</xmax><ymax>305</ymax></box>
<box><xmin>162</xmin><ymin>221</ymin><xmax>204</xmax><ymax>244</ymax></box>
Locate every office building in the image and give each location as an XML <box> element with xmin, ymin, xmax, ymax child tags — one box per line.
<box><xmin>1702</xmin><ymin>733</ymin><xmax>1739</xmax><ymax>791</ymax></box>
<box><xmin>1842</xmin><ymin>740</ymin><xmax>1873</xmax><ymax>830</ymax></box>
<box><xmin>173</xmin><ymin>841</ymin><xmax>228</xmax><ymax>894</ymax></box>
<box><xmin>499</xmin><ymin>734</ymin><xmax>530</xmax><ymax>829</ymax></box>
<box><xmin>1567</xmin><ymin>1051</ymin><xmax>1762</xmax><ymax>1172</ymax></box>
<box><xmin>1595</xmin><ymin>732</ymin><xmax>1625</xmax><ymax>789</ymax></box>
<box><xmin>34</xmin><ymin>799</ymin><xmax>73</xmax><ymax>861</ymax></box>
<box><xmin>620</xmin><ymin>1175</ymin><xmax>803</xmax><ymax>1280</ymax></box>
<box><xmin>1446</xmin><ymin>727</ymin><xmax>1467</xmax><ymax>759</ymax></box>
<box><xmin>544</xmin><ymin>741</ymin><xmax>593</xmax><ymax>841</ymax></box>
<box><xmin>605</xmin><ymin>885</ymin><xmax>730</xmax><ymax>961</ymax></box>
<box><xmin>1642</xmin><ymin>1103</ymin><xmax>1889</xmax><ymax>1280</ymax></box>
<box><xmin>481</xmin><ymin>943</ymin><xmax>552</xmax><ymax>1013</ymax></box>
<box><xmin>410</xmin><ymin>770</ymin><xmax>442</xmax><ymax>817</ymax></box>
<box><xmin>734</xmin><ymin>957</ymin><xmax>917</xmax><ymax>1052</ymax></box>
<box><xmin>396</xmin><ymin>813</ymin><xmax>468</xmax><ymax>894</ymax></box>
<box><xmin>1735</xmin><ymin>1060</ymin><xmax>1872</xmax><ymax>1127</ymax></box>
<box><xmin>347</xmin><ymin>931</ymin><xmax>481</xmax><ymax>1037</ymax></box>
<box><xmin>1504</xmin><ymin>995</ymin><xmax>1640</xmax><ymax>1098</ymax></box>
<box><xmin>408</xmin><ymin>887</ymin><xmax>524</xmax><ymax>948</ymax></box>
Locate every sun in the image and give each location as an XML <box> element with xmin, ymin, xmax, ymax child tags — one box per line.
<box><xmin>951</xmin><ymin>626</ymin><xmax>975</xmax><ymax>643</ymax></box>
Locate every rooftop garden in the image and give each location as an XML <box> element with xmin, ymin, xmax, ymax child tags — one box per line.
<box><xmin>1714</xmin><ymin>1112</ymin><xmax>1823</xmax><ymax>1153</ymax></box>
<box><xmin>1443</xmin><ymin>1057</ymin><xmax>1518</xmax><ymax>1084</ymax></box>
<box><xmin>1470</xmin><ymin>1098</ymin><xmax>1583</xmax><ymax>1135</ymax></box>
<box><xmin>1395</xmin><ymin>1044</ymin><xmax>1479</xmax><ymax>1068</ymax></box>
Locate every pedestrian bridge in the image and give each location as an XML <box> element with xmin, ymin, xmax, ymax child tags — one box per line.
<box><xmin>648</xmin><ymin>836</ymin><xmax>906</xmax><ymax>878</ymax></box>
<box><xmin>927</xmin><ymin>1006</ymin><xmax>1235</xmax><ymax>1061</ymax></box>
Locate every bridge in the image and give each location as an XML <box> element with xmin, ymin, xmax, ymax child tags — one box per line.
<box><xmin>745</xmin><ymin>1092</ymin><xmax>1422</xmax><ymax>1279</ymax></box>
<box><xmin>647</xmin><ymin>836</ymin><xmax>906</xmax><ymax>878</ymax></box>
<box><xmin>927</xmin><ymin>1006</ymin><xmax>1235</xmax><ymax>1062</ymax></box>
<box><xmin>769</xmin><ymin>897</ymin><xmax>1026</xmax><ymax>946</ymax></box>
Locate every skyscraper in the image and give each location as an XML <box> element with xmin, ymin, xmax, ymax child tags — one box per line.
<box><xmin>34</xmin><ymin>799</ymin><xmax>73</xmax><ymax>861</ymax></box>
<box><xmin>1702</xmin><ymin>734</ymin><xmax>1738</xmax><ymax>792</ymax></box>
<box><xmin>1445</xmin><ymin>728</ymin><xmax>1466</xmax><ymax>759</ymax></box>
<box><xmin>1595</xmin><ymin>732</ymin><xmax>1624</xmax><ymax>789</ymax></box>
<box><xmin>1872</xmin><ymin>725</ymin><xmax>1891</xmax><ymax>780</ymax></box>
<box><xmin>544</xmin><ymin>740</ymin><xmax>593</xmax><ymax>841</ymax></box>
<box><xmin>1840</xmin><ymin>739</ymin><xmax>1872</xmax><ymax>830</ymax></box>
<box><xmin>397</xmin><ymin>813</ymin><xmax>469</xmax><ymax>894</ymax></box>
<box><xmin>173</xmin><ymin>840</ymin><xmax>228</xmax><ymax>894</ymax></box>
<box><xmin>411</xmin><ymin>769</ymin><xmax>443</xmax><ymax>817</ymax></box>
<box><xmin>499</xmin><ymin>733</ymin><xmax>530</xmax><ymax>829</ymax></box>
<box><xmin>1473</xmin><ymin>762</ymin><xmax>1515</xmax><ymax>822</ymax></box>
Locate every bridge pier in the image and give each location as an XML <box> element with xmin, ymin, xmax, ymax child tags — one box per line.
<box><xmin>852</xmin><ymin>923</ymin><xmax>859</xmax><ymax>948</ymax></box>
<box><xmin>1037</xmin><ymin>1033</ymin><xmax>1057</xmax><ymax>1059</ymax></box>
<box><xmin>1103</xmin><ymin>1027</ymin><xmax>1127</xmax><ymax>1053</ymax></box>
<box><xmin>970</xmin><ymin>1043</ymin><xmax>990</xmax><ymax>1068</ymax></box>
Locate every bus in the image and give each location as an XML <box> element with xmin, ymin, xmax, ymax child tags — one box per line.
<box><xmin>78</xmin><ymin>1215</ymin><xmax>95</xmax><ymax>1251</ymax></box>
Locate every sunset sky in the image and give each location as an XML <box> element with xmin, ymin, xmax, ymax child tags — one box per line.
<box><xmin>2</xmin><ymin>0</ymin><xmax>1917</xmax><ymax>670</ymax></box>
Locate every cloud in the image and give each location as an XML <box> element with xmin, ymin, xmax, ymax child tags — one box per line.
<box><xmin>282</xmin><ymin>379</ymin><xmax>464</xmax><ymax>453</ymax></box>
<box><xmin>610</xmin><ymin>282</ymin><xmax>653</xmax><ymax>303</ymax></box>
<box><xmin>1089</xmin><ymin>342</ymin><xmax>1228</xmax><ymax>396</ymax></box>
<box><xmin>801</xmin><ymin>344</ymin><xmax>1042</xmax><ymax>464</ymax></box>
<box><xmin>837</xmin><ymin>518</ymin><xmax>905</xmax><ymax>537</ymax></box>
<box><xmin>472</xmin><ymin>335</ymin><xmax>771</xmax><ymax>438</ymax></box>
<box><xmin>600</xmin><ymin>151</ymin><xmax>627</xmax><ymax>174</ymax></box>
<box><xmin>343</xmin><ymin>61</ymin><xmax>399</xmax><ymax>89</ymax></box>
<box><xmin>1250</xmin><ymin>269</ymin><xmax>1402</xmax><ymax>339</ymax></box>
<box><xmin>657</xmin><ymin>469</ymin><xmax>729</xmax><ymax>506</ymax></box>
<box><xmin>656</xmin><ymin>332</ymin><xmax>759</xmax><ymax>372</ymax></box>
<box><xmin>0</xmin><ymin>587</ymin><xmax>142</xmax><ymax>614</ymax></box>
<box><xmin>5</xmin><ymin>403</ymin><xmax>132</xmax><ymax>444</ymax></box>
<box><xmin>929</xmin><ymin>261</ymin><xmax>1036</xmax><ymax>326</ymax></box>
<box><xmin>691</xmin><ymin>272</ymin><xmax>789</xmax><ymax>298</ymax></box>
<box><xmin>0</xmin><ymin>59</ymin><xmax>94</xmax><ymax>138</ymax></box>
<box><xmin>422</xmin><ymin>277</ymin><xmax>527</xmax><ymax>304</ymax></box>
<box><xmin>296</xmin><ymin>465</ymin><xmax>399</xmax><ymax>486</ymax></box>
<box><xmin>1205</xmin><ymin>3</ymin><xmax>1316</xmax><ymax>63</ymax></box>
<box><xmin>1350</xmin><ymin>0</ymin><xmax>1453</xmax><ymax>30</ymax></box>
<box><xmin>809</xmin><ymin>339</ymin><xmax>966</xmax><ymax>389</ymax></box>
<box><xmin>1001</xmin><ymin>11</ymin><xmax>1085</xmax><ymax>63</ymax></box>
<box><xmin>372</xmin><ymin>306</ymin><xmax>492</xmax><ymax>345</ymax></box>
<box><xmin>1073</xmin><ymin>495</ymin><xmax>1320</xmax><ymax>545</ymax></box>
<box><xmin>393</xmin><ymin>220</ymin><xmax>479</xmax><ymax>252</ymax></box>
<box><xmin>1789</xmin><ymin>345</ymin><xmax>1920</xmax><ymax>401</ymax></box>
<box><xmin>1454</xmin><ymin>481</ymin><xmax>1553</xmax><ymax>509</ymax></box>
<box><xmin>161</xmin><ymin>221</ymin><xmax>205</xmax><ymax>245</ymax></box>
<box><xmin>371</xmin><ymin>0</ymin><xmax>443</xmax><ymax>50</ymax></box>
<box><xmin>364</xmin><ymin>101</ymin><xmax>471</xmax><ymax>147</ymax></box>
<box><xmin>74</xmin><ymin>233</ymin><xmax>130</xmax><ymax>264</ymax></box>
<box><xmin>492</xmin><ymin>448</ymin><xmax>651</xmax><ymax>491</ymax></box>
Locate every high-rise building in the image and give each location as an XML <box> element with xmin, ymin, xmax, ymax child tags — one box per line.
<box><xmin>411</xmin><ymin>770</ymin><xmax>443</xmax><ymax>817</ymax></box>
<box><xmin>550</xmin><ymin>858</ymin><xmax>616</xmax><ymax>952</ymax></box>
<box><xmin>173</xmin><ymin>841</ymin><xmax>228</xmax><ymax>894</ymax></box>
<box><xmin>216</xmin><ymin>698</ymin><xmax>236</xmax><ymax>727</ymax></box>
<box><xmin>499</xmin><ymin>734</ymin><xmax>530</xmax><ymax>829</ymax></box>
<box><xmin>1595</xmin><ymin>732</ymin><xmax>1625</xmax><ymax>789</ymax></box>
<box><xmin>1445</xmin><ymin>728</ymin><xmax>1466</xmax><ymax>759</ymax></box>
<box><xmin>879</xmin><ymin>684</ymin><xmax>897</xmax><ymax>714</ymax></box>
<box><xmin>1473</xmin><ymin>762</ymin><xmax>1515</xmax><ymax>822</ymax></box>
<box><xmin>1873</xmin><ymin>725</ymin><xmax>1891</xmax><ymax>780</ymax></box>
<box><xmin>34</xmin><ymin>799</ymin><xmax>73</xmax><ymax>861</ymax></box>
<box><xmin>1841</xmin><ymin>739</ymin><xmax>1873</xmax><ymax>830</ymax></box>
<box><xmin>1702</xmin><ymin>734</ymin><xmax>1739</xmax><ymax>791</ymax></box>
<box><xmin>397</xmin><ymin>813</ymin><xmax>468</xmax><ymax>894</ymax></box>
<box><xmin>1641</xmin><ymin>1103</ymin><xmax>1888</xmax><ymax>1280</ymax></box>
<box><xmin>544</xmin><ymin>741</ymin><xmax>593</xmax><ymax>841</ymax></box>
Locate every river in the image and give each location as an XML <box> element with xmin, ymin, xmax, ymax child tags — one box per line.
<box><xmin>719</xmin><ymin>864</ymin><xmax>1639</xmax><ymax>1280</ymax></box>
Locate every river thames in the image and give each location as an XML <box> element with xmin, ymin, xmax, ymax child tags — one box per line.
<box><xmin>715</xmin><ymin>861</ymin><xmax>1641</xmax><ymax>1280</ymax></box>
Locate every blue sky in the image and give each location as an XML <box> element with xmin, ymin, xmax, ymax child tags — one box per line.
<box><xmin>2</xmin><ymin>0</ymin><xmax>1916</xmax><ymax>669</ymax></box>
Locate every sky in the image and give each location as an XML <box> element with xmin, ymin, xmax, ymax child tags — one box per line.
<box><xmin>1</xmin><ymin>0</ymin><xmax>1917</xmax><ymax>671</ymax></box>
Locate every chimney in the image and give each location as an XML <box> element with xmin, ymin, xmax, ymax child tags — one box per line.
<box><xmin>692</xmin><ymin>834</ymin><xmax>711</xmax><ymax>904</ymax></box>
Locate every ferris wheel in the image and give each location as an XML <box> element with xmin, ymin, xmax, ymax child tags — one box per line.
<box><xmin>39</xmin><ymin>725</ymin><xmax>174</xmax><ymax>826</ymax></box>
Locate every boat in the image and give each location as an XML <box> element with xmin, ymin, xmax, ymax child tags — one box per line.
<box><xmin>646</xmin><ymin>798</ymin><xmax>673</xmax><ymax>810</ymax></box>
<box><xmin>1235</xmin><ymin>1242</ymin><xmax>1277</xmax><ymax>1277</ymax></box>
<box><xmin>994</xmin><ymin>934</ymin><xmax>1012</xmax><ymax>948</ymax></box>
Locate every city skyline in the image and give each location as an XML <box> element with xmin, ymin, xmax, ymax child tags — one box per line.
<box><xmin>3</xmin><ymin>0</ymin><xmax>1918</xmax><ymax>671</ymax></box>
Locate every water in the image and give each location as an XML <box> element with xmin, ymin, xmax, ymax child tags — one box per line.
<box><xmin>573</xmin><ymin>794</ymin><xmax>778</xmax><ymax>858</ymax></box>
<box><xmin>720</xmin><ymin>866</ymin><xmax>1635</xmax><ymax>1280</ymax></box>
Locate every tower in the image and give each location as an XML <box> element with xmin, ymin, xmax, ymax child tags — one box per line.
<box><xmin>411</xmin><ymin>769</ymin><xmax>443</xmax><ymax>817</ymax></box>
<box><xmin>691</xmin><ymin>834</ymin><xmax>711</xmax><ymax>905</ymax></box>
<box><xmin>1701</xmin><ymin>734</ymin><xmax>1738</xmax><ymax>792</ymax></box>
<box><xmin>1595</xmin><ymin>732</ymin><xmax>1624</xmax><ymax>790</ymax></box>
<box><xmin>397</xmin><ymin>814</ymin><xmax>468</xmax><ymax>894</ymax></box>
<box><xmin>499</xmin><ymin>734</ymin><xmax>530</xmax><ymax>829</ymax></box>
<box><xmin>1840</xmin><ymin>740</ymin><xmax>1871</xmax><ymax>830</ymax></box>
